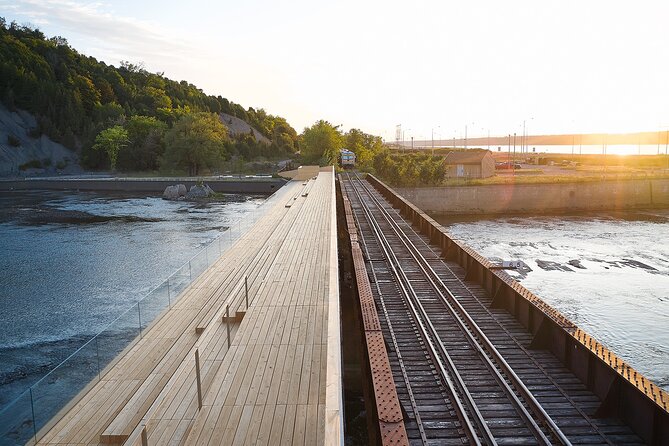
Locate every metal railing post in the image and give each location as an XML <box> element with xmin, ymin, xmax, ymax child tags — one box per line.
<box><xmin>195</xmin><ymin>349</ymin><xmax>202</xmax><ymax>409</ymax></box>
<box><xmin>141</xmin><ymin>425</ymin><xmax>148</xmax><ymax>446</ymax></box>
<box><xmin>245</xmin><ymin>276</ymin><xmax>249</xmax><ymax>310</ymax></box>
<box><xmin>225</xmin><ymin>305</ymin><xmax>231</xmax><ymax>349</ymax></box>
<box><xmin>137</xmin><ymin>304</ymin><xmax>143</xmax><ymax>338</ymax></box>
<box><xmin>30</xmin><ymin>388</ymin><xmax>37</xmax><ymax>444</ymax></box>
<box><xmin>95</xmin><ymin>336</ymin><xmax>101</xmax><ymax>380</ymax></box>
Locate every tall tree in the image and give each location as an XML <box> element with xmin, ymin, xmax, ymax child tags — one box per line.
<box><xmin>300</xmin><ymin>120</ymin><xmax>343</xmax><ymax>165</ymax></box>
<box><xmin>117</xmin><ymin>115</ymin><xmax>167</xmax><ymax>171</ymax></box>
<box><xmin>92</xmin><ymin>125</ymin><xmax>128</xmax><ymax>171</ymax></box>
<box><xmin>162</xmin><ymin>112</ymin><xmax>229</xmax><ymax>175</ymax></box>
<box><xmin>344</xmin><ymin>128</ymin><xmax>383</xmax><ymax>167</ymax></box>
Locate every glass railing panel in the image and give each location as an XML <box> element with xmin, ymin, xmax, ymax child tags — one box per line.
<box><xmin>138</xmin><ymin>283</ymin><xmax>169</xmax><ymax>333</ymax></box>
<box><xmin>189</xmin><ymin>247</ymin><xmax>209</xmax><ymax>279</ymax></box>
<box><xmin>95</xmin><ymin>304</ymin><xmax>141</xmax><ymax>373</ymax></box>
<box><xmin>168</xmin><ymin>263</ymin><xmax>191</xmax><ymax>301</ymax></box>
<box><xmin>30</xmin><ymin>339</ymin><xmax>99</xmax><ymax>437</ymax></box>
<box><xmin>0</xmin><ymin>391</ymin><xmax>35</xmax><ymax>446</ymax></box>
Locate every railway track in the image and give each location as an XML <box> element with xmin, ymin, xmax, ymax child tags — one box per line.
<box><xmin>341</xmin><ymin>172</ymin><xmax>644</xmax><ymax>446</ymax></box>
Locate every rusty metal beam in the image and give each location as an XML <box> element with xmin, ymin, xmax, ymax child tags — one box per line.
<box><xmin>340</xmin><ymin>184</ymin><xmax>409</xmax><ymax>446</ymax></box>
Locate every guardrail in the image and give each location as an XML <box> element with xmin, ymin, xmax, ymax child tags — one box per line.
<box><xmin>0</xmin><ymin>189</ymin><xmax>283</xmax><ymax>446</ymax></box>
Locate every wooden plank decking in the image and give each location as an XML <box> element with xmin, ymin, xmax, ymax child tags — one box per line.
<box><xmin>36</xmin><ymin>168</ymin><xmax>340</xmax><ymax>446</ymax></box>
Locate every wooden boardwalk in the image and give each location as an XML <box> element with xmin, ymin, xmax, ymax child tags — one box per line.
<box><xmin>37</xmin><ymin>168</ymin><xmax>341</xmax><ymax>446</ymax></box>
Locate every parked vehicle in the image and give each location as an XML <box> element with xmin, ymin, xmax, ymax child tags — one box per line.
<box><xmin>495</xmin><ymin>161</ymin><xmax>521</xmax><ymax>170</ymax></box>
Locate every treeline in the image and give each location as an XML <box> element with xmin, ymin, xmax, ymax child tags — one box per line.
<box><xmin>299</xmin><ymin>120</ymin><xmax>384</xmax><ymax>165</ymax></box>
<box><xmin>372</xmin><ymin>152</ymin><xmax>445</xmax><ymax>186</ymax></box>
<box><xmin>298</xmin><ymin>120</ymin><xmax>445</xmax><ymax>186</ymax></box>
<box><xmin>0</xmin><ymin>19</ymin><xmax>298</xmax><ymax>171</ymax></box>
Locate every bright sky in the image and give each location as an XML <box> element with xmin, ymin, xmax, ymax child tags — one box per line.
<box><xmin>2</xmin><ymin>0</ymin><xmax>669</xmax><ymax>141</ymax></box>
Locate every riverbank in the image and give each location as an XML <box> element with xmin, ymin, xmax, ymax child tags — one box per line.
<box><xmin>0</xmin><ymin>176</ymin><xmax>286</xmax><ymax>194</ymax></box>
<box><xmin>397</xmin><ymin>177</ymin><xmax>669</xmax><ymax>215</ymax></box>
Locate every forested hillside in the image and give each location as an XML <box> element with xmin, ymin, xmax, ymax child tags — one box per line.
<box><xmin>0</xmin><ymin>18</ymin><xmax>298</xmax><ymax>173</ymax></box>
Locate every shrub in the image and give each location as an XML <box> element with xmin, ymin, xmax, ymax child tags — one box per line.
<box><xmin>19</xmin><ymin>159</ymin><xmax>42</xmax><ymax>170</ymax></box>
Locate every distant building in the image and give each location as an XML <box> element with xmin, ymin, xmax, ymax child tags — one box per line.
<box><xmin>444</xmin><ymin>151</ymin><xmax>495</xmax><ymax>178</ymax></box>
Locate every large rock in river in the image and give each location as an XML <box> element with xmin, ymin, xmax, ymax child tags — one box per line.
<box><xmin>163</xmin><ymin>184</ymin><xmax>187</xmax><ymax>200</ymax></box>
<box><xmin>186</xmin><ymin>184</ymin><xmax>215</xmax><ymax>199</ymax></box>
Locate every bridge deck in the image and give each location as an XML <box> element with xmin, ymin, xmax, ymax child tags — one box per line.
<box><xmin>37</xmin><ymin>168</ymin><xmax>340</xmax><ymax>446</ymax></box>
<box><xmin>341</xmin><ymin>173</ymin><xmax>662</xmax><ymax>446</ymax></box>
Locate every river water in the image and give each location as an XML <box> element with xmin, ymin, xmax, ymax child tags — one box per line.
<box><xmin>435</xmin><ymin>210</ymin><xmax>669</xmax><ymax>392</ymax></box>
<box><xmin>0</xmin><ymin>190</ymin><xmax>264</xmax><ymax>410</ymax></box>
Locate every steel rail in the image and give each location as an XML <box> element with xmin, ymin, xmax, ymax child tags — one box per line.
<box><xmin>345</xmin><ymin>174</ymin><xmax>492</xmax><ymax>445</ymax></box>
<box><xmin>353</xmin><ymin>173</ymin><xmax>572</xmax><ymax>445</ymax></box>
<box><xmin>397</xmin><ymin>210</ymin><xmax>617</xmax><ymax>446</ymax></box>
<box><xmin>348</xmin><ymin>190</ymin><xmax>429</xmax><ymax>445</ymax></box>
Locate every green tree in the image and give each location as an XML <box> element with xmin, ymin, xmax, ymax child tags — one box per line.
<box><xmin>117</xmin><ymin>115</ymin><xmax>166</xmax><ymax>171</ymax></box>
<box><xmin>93</xmin><ymin>125</ymin><xmax>128</xmax><ymax>170</ymax></box>
<box><xmin>300</xmin><ymin>120</ymin><xmax>343</xmax><ymax>165</ymax></box>
<box><xmin>162</xmin><ymin>112</ymin><xmax>229</xmax><ymax>175</ymax></box>
<box><xmin>0</xmin><ymin>20</ymin><xmax>298</xmax><ymax>169</ymax></box>
<box><xmin>344</xmin><ymin>128</ymin><xmax>383</xmax><ymax>167</ymax></box>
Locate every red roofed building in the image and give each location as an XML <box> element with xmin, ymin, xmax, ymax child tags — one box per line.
<box><xmin>444</xmin><ymin>150</ymin><xmax>495</xmax><ymax>178</ymax></box>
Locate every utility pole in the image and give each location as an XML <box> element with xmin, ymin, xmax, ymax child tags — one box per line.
<box><xmin>603</xmin><ymin>134</ymin><xmax>608</xmax><ymax>174</ymax></box>
<box><xmin>508</xmin><ymin>134</ymin><xmax>511</xmax><ymax>162</ymax></box>
<box><xmin>572</xmin><ymin>135</ymin><xmax>575</xmax><ymax>156</ymax></box>
<box><xmin>464</xmin><ymin>125</ymin><xmax>468</xmax><ymax>150</ymax></box>
<box><xmin>513</xmin><ymin>133</ymin><xmax>516</xmax><ymax>169</ymax></box>
<box><xmin>395</xmin><ymin>124</ymin><xmax>401</xmax><ymax>151</ymax></box>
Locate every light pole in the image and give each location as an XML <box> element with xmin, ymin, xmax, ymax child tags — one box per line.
<box><xmin>522</xmin><ymin>118</ymin><xmax>533</xmax><ymax>154</ymax></box>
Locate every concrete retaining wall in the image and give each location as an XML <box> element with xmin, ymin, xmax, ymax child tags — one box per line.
<box><xmin>0</xmin><ymin>177</ymin><xmax>287</xmax><ymax>194</ymax></box>
<box><xmin>397</xmin><ymin>178</ymin><xmax>669</xmax><ymax>215</ymax></box>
